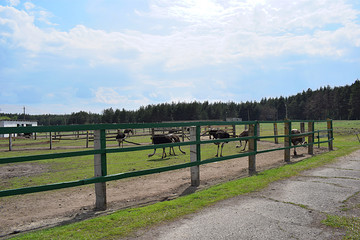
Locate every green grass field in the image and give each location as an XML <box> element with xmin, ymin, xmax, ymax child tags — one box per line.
<box><xmin>2</xmin><ymin>120</ymin><xmax>360</xmax><ymax>239</ymax></box>
<box><xmin>0</xmin><ymin>124</ymin><xmax>268</xmax><ymax>191</ymax></box>
<box><xmin>0</xmin><ymin>120</ymin><xmax>349</xmax><ymax>194</ymax></box>
<box><xmin>0</xmin><ymin>121</ymin><xmax>330</xmax><ymax>191</ymax></box>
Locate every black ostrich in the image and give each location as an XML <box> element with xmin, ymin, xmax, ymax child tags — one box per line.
<box><xmin>208</xmin><ymin>129</ymin><xmax>218</xmax><ymax>139</ymax></box>
<box><xmin>168</xmin><ymin>134</ymin><xmax>186</xmax><ymax>155</ymax></box>
<box><xmin>291</xmin><ymin>129</ymin><xmax>307</xmax><ymax>156</ymax></box>
<box><xmin>124</xmin><ymin>129</ymin><xmax>133</xmax><ymax>138</ymax></box>
<box><xmin>148</xmin><ymin>134</ymin><xmax>186</xmax><ymax>159</ymax></box>
<box><xmin>168</xmin><ymin>129</ymin><xmax>178</xmax><ymax>134</ymax></box>
<box><xmin>209</xmin><ymin>130</ymin><xmax>230</xmax><ymax>157</ymax></box>
<box><xmin>236</xmin><ymin>129</ymin><xmax>249</xmax><ymax>151</ymax></box>
<box><xmin>116</xmin><ymin>130</ymin><xmax>126</xmax><ymax>147</ymax></box>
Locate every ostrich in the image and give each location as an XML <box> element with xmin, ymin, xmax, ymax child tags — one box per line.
<box><xmin>116</xmin><ymin>130</ymin><xmax>126</xmax><ymax>147</ymax></box>
<box><xmin>23</xmin><ymin>132</ymin><xmax>32</xmax><ymax>138</ymax></box>
<box><xmin>168</xmin><ymin>134</ymin><xmax>186</xmax><ymax>155</ymax></box>
<box><xmin>168</xmin><ymin>129</ymin><xmax>179</xmax><ymax>134</ymax></box>
<box><xmin>209</xmin><ymin>130</ymin><xmax>230</xmax><ymax>157</ymax></box>
<box><xmin>208</xmin><ymin>129</ymin><xmax>218</xmax><ymax>139</ymax></box>
<box><xmin>291</xmin><ymin>129</ymin><xmax>307</xmax><ymax>156</ymax></box>
<box><xmin>124</xmin><ymin>129</ymin><xmax>133</xmax><ymax>138</ymax></box>
<box><xmin>236</xmin><ymin>129</ymin><xmax>249</xmax><ymax>151</ymax></box>
<box><xmin>148</xmin><ymin>134</ymin><xmax>186</xmax><ymax>158</ymax></box>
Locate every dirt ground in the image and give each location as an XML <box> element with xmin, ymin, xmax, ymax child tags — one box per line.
<box><xmin>0</xmin><ymin>142</ymin><xmax>327</xmax><ymax>238</ymax></box>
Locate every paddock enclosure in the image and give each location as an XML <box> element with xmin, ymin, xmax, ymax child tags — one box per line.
<box><xmin>0</xmin><ymin>120</ymin><xmax>333</xmax><ymax>211</ymax></box>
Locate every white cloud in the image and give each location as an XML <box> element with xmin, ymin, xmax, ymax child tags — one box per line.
<box><xmin>7</xmin><ymin>0</ymin><xmax>20</xmax><ymax>7</ymax></box>
<box><xmin>0</xmin><ymin>6</ymin><xmax>45</xmax><ymax>52</ymax></box>
<box><xmin>94</xmin><ymin>87</ymin><xmax>127</xmax><ymax>105</ymax></box>
<box><xmin>94</xmin><ymin>87</ymin><xmax>150</xmax><ymax>108</ymax></box>
<box><xmin>24</xmin><ymin>2</ymin><xmax>35</xmax><ymax>10</ymax></box>
<box><xmin>0</xmin><ymin>0</ymin><xmax>359</xmax><ymax>72</ymax></box>
<box><xmin>126</xmin><ymin>0</ymin><xmax>360</xmax><ymax>70</ymax></box>
<box><xmin>1</xmin><ymin>0</ymin><xmax>359</xmax><ymax>115</ymax></box>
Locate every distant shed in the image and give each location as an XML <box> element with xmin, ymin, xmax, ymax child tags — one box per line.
<box><xmin>0</xmin><ymin>120</ymin><xmax>38</xmax><ymax>138</ymax></box>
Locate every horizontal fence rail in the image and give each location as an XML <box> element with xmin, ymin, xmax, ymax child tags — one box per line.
<box><xmin>0</xmin><ymin>120</ymin><xmax>333</xmax><ymax>210</ymax></box>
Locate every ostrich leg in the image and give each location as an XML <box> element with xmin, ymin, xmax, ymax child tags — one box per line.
<box><xmin>220</xmin><ymin>142</ymin><xmax>225</xmax><ymax>157</ymax></box>
<box><xmin>148</xmin><ymin>149</ymin><xmax>157</xmax><ymax>157</ymax></box>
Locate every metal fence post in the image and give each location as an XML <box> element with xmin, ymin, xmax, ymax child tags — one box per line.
<box><xmin>308</xmin><ymin>121</ymin><xmax>314</xmax><ymax>155</ymax></box>
<box><xmin>190</xmin><ymin>126</ymin><xmax>200</xmax><ymax>187</ymax></box>
<box><xmin>94</xmin><ymin>129</ymin><xmax>107</xmax><ymax>210</ymax></box>
<box><xmin>248</xmin><ymin>123</ymin><xmax>257</xmax><ymax>175</ymax></box>
<box><xmin>284</xmin><ymin>120</ymin><xmax>291</xmax><ymax>162</ymax></box>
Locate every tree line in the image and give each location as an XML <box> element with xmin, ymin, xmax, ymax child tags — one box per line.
<box><xmin>1</xmin><ymin>80</ymin><xmax>359</xmax><ymax>125</ymax></box>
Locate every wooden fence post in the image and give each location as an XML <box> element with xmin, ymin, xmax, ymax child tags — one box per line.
<box><xmin>327</xmin><ymin>119</ymin><xmax>333</xmax><ymax>151</ymax></box>
<box><xmin>181</xmin><ymin>127</ymin><xmax>185</xmax><ymax>142</ymax></box>
<box><xmin>284</xmin><ymin>120</ymin><xmax>291</xmax><ymax>162</ymax></box>
<box><xmin>8</xmin><ymin>134</ymin><xmax>12</xmax><ymax>151</ymax></box>
<box><xmin>86</xmin><ymin>131</ymin><xmax>89</xmax><ymax>148</ymax></box>
<box><xmin>300</xmin><ymin>122</ymin><xmax>305</xmax><ymax>145</ymax></box>
<box><xmin>308</xmin><ymin>121</ymin><xmax>314</xmax><ymax>155</ymax></box>
<box><xmin>94</xmin><ymin>129</ymin><xmax>107</xmax><ymax>210</ymax></box>
<box><xmin>300</xmin><ymin>122</ymin><xmax>305</xmax><ymax>134</ymax></box>
<box><xmin>273</xmin><ymin>123</ymin><xmax>278</xmax><ymax>144</ymax></box>
<box><xmin>151</xmin><ymin>128</ymin><xmax>155</xmax><ymax>137</ymax></box>
<box><xmin>190</xmin><ymin>126</ymin><xmax>200</xmax><ymax>187</ymax></box>
<box><xmin>49</xmin><ymin>132</ymin><xmax>52</xmax><ymax>149</ymax></box>
<box><xmin>248</xmin><ymin>123</ymin><xmax>256</xmax><ymax>175</ymax></box>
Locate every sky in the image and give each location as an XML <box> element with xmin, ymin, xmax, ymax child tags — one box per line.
<box><xmin>0</xmin><ymin>0</ymin><xmax>360</xmax><ymax>115</ymax></box>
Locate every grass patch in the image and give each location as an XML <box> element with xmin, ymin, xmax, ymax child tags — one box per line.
<box><xmin>11</xmin><ymin>132</ymin><xmax>360</xmax><ymax>240</ymax></box>
<box><xmin>322</xmin><ymin>215</ymin><xmax>360</xmax><ymax>240</ymax></box>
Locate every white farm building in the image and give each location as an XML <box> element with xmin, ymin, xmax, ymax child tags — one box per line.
<box><xmin>0</xmin><ymin>120</ymin><xmax>38</xmax><ymax>138</ymax></box>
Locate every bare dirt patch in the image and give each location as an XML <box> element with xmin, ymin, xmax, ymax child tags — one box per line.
<box><xmin>0</xmin><ymin>142</ymin><xmax>327</xmax><ymax>238</ymax></box>
<box><xmin>0</xmin><ymin>163</ymin><xmax>48</xmax><ymax>179</ymax></box>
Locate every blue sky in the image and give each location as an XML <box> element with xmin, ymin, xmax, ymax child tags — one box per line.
<box><xmin>1</xmin><ymin>0</ymin><xmax>359</xmax><ymax>115</ymax></box>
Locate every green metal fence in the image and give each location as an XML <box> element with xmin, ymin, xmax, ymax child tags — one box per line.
<box><xmin>0</xmin><ymin>120</ymin><xmax>333</xmax><ymax>210</ymax></box>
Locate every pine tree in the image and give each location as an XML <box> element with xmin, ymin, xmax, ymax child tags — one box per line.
<box><xmin>349</xmin><ymin>80</ymin><xmax>360</xmax><ymax>120</ymax></box>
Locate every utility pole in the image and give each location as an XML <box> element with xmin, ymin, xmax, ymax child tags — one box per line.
<box><xmin>23</xmin><ymin>106</ymin><xmax>26</xmax><ymax>120</ymax></box>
